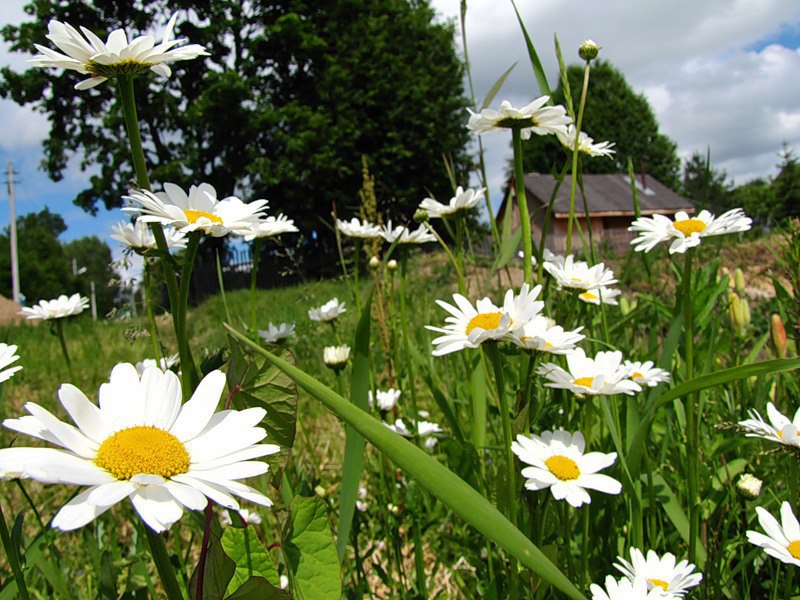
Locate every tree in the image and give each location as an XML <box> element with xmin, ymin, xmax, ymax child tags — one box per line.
<box><xmin>1</xmin><ymin>1</ymin><xmax>470</xmax><ymax>263</ymax></box>
<box><xmin>771</xmin><ymin>147</ymin><xmax>800</xmax><ymax>221</ymax></box>
<box><xmin>681</xmin><ymin>151</ymin><xmax>733</xmax><ymax>212</ymax></box>
<box><xmin>64</xmin><ymin>236</ymin><xmax>118</xmax><ymax>315</ymax></box>
<box><xmin>731</xmin><ymin>178</ymin><xmax>773</xmax><ymax>224</ymax></box>
<box><xmin>520</xmin><ymin>61</ymin><xmax>681</xmax><ymax>189</ymax></box>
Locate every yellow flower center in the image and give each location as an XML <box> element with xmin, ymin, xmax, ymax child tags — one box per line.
<box><xmin>545</xmin><ymin>455</ymin><xmax>581</xmax><ymax>481</ymax></box>
<box><xmin>184</xmin><ymin>209</ymin><xmax>223</xmax><ymax>225</ymax></box>
<box><xmin>788</xmin><ymin>541</ymin><xmax>800</xmax><ymax>559</ymax></box>
<box><xmin>466</xmin><ymin>311</ymin><xmax>503</xmax><ymax>335</ymax></box>
<box><xmin>632</xmin><ymin>372</ymin><xmax>644</xmax><ymax>380</ymax></box>
<box><xmin>544</xmin><ymin>342</ymin><xmax>553</xmax><ymax>348</ymax></box>
<box><xmin>573</xmin><ymin>376</ymin><xmax>594</xmax><ymax>388</ymax></box>
<box><xmin>673</xmin><ymin>218</ymin><xmax>706</xmax><ymax>236</ymax></box>
<box><xmin>579</xmin><ymin>292</ymin><xmax>598</xmax><ymax>301</ymax></box>
<box><xmin>95</xmin><ymin>426</ymin><xmax>190</xmax><ymax>480</ymax></box>
<box><xmin>648</xmin><ymin>579</ymin><xmax>670</xmax><ymax>591</ymax></box>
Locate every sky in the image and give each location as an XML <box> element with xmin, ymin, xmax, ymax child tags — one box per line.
<box><xmin>0</xmin><ymin>0</ymin><xmax>799</xmax><ymax>250</ymax></box>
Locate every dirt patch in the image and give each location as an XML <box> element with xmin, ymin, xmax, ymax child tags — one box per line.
<box><xmin>0</xmin><ymin>295</ymin><xmax>26</xmax><ymax>326</ymax></box>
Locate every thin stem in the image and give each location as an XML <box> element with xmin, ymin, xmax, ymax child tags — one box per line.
<box><xmin>682</xmin><ymin>249</ymin><xmax>700</xmax><ymax>563</ymax></box>
<box><xmin>195</xmin><ymin>501</ymin><xmax>214</xmax><ymax>600</ymax></box>
<box><xmin>485</xmin><ymin>342</ymin><xmax>519</xmax><ymax>600</ymax></box>
<box><xmin>424</xmin><ymin>223</ymin><xmax>465</xmax><ymax>294</ymax></box>
<box><xmin>455</xmin><ymin>216</ymin><xmax>466</xmax><ymax>292</ymax></box>
<box><xmin>399</xmin><ymin>250</ymin><xmax>420</xmax><ymax>446</ymax></box>
<box><xmin>512</xmin><ymin>128</ymin><xmax>533</xmax><ymax>286</ymax></box>
<box><xmin>177</xmin><ymin>233</ymin><xmax>202</xmax><ymax>394</ymax></box>
<box><xmin>143</xmin><ymin>523</ymin><xmax>184</xmax><ymax>600</ymax></box>
<box><xmin>143</xmin><ymin>259</ymin><xmax>163</xmax><ymax>365</ymax></box>
<box><xmin>565</xmin><ymin>63</ymin><xmax>591</xmax><ymax>255</ymax></box>
<box><xmin>54</xmin><ymin>319</ymin><xmax>75</xmax><ymax>383</ymax></box>
<box><xmin>0</xmin><ymin>499</ymin><xmax>30</xmax><ymax>600</ymax></box>
<box><xmin>250</xmin><ymin>237</ymin><xmax>263</xmax><ymax>338</ymax></box>
<box><xmin>353</xmin><ymin>239</ymin><xmax>362</xmax><ymax>312</ymax></box>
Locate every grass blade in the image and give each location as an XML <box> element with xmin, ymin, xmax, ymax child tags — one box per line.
<box><xmin>510</xmin><ymin>0</ymin><xmax>552</xmax><ymax>98</ymax></box>
<box><xmin>480</xmin><ymin>62</ymin><xmax>518</xmax><ymax>110</ymax></box>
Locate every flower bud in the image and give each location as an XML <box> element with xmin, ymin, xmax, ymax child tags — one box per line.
<box><xmin>733</xmin><ymin>268</ymin><xmax>746</xmax><ymax>296</ymax></box>
<box><xmin>413</xmin><ymin>209</ymin><xmax>429</xmax><ymax>224</ymax></box>
<box><xmin>737</xmin><ymin>473</ymin><xmax>762</xmax><ymax>499</ymax></box>
<box><xmin>387</xmin><ymin>259</ymin><xmax>398</xmax><ymax>271</ymax></box>
<box><xmin>578</xmin><ymin>39</ymin><xmax>600</xmax><ymax>61</ymax></box>
<box><xmin>771</xmin><ymin>314</ymin><xmax>788</xmax><ymax>358</ymax></box>
<box><xmin>729</xmin><ymin>292</ymin><xmax>749</xmax><ymax>335</ymax></box>
<box><xmin>323</xmin><ymin>345</ymin><xmax>350</xmax><ymax>371</ymax></box>
<box><xmin>369</xmin><ymin>256</ymin><xmax>380</xmax><ymax>269</ymax></box>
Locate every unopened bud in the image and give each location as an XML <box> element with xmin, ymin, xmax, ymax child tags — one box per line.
<box><xmin>729</xmin><ymin>292</ymin><xmax>749</xmax><ymax>335</ymax></box>
<box><xmin>578</xmin><ymin>39</ymin><xmax>600</xmax><ymax>61</ymax></box>
<box><xmin>369</xmin><ymin>256</ymin><xmax>380</xmax><ymax>269</ymax></box>
<box><xmin>413</xmin><ymin>209</ymin><xmax>429</xmax><ymax>224</ymax></box>
<box><xmin>734</xmin><ymin>268</ymin><xmax>746</xmax><ymax>296</ymax></box>
<box><xmin>737</xmin><ymin>473</ymin><xmax>762</xmax><ymax>499</ymax></box>
<box><xmin>387</xmin><ymin>259</ymin><xmax>398</xmax><ymax>271</ymax></box>
<box><xmin>771</xmin><ymin>314</ymin><xmax>788</xmax><ymax>358</ymax></box>
<box><xmin>314</xmin><ymin>485</ymin><xmax>326</xmax><ymax>497</ymax></box>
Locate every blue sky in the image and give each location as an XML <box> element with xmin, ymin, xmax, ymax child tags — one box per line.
<box><xmin>1</xmin><ymin>0</ymin><xmax>800</xmax><ymax>250</ymax></box>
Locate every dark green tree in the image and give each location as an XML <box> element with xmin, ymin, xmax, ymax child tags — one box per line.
<box><xmin>1</xmin><ymin>1</ymin><xmax>469</xmax><ymax>263</ymax></box>
<box><xmin>731</xmin><ymin>178</ymin><xmax>773</xmax><ymax>223</ymax></box>
<box><xmin>521</xmin><ymin>61</ymin><xmax>681</xmax><ymax>189</ymax></box>
<box><xmin>772</xmin><ymin>147</ymin><xmax>800</xmax><ymax>221</ymax></box>
<box><xmin>681</xmin><ymin>151</ymin><xmax>733</xmax><ymax>212</ymax></box>
<box><xmin>0</xmin><ymin>208</ymin><xmax>71</xmax><ymax>304</ymax></box>
<box><xmin>64</xmin><ymin>236</ymin><xmax>118</xmax><ymax>315</ymax></box>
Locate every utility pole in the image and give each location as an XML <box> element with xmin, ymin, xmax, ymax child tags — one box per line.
<box><xmin>4</xmin><ymin>161</ymin><xmax>20</xmax><ymax>304</ymax></box>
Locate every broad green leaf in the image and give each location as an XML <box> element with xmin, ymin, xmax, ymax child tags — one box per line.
<box><xmin>480</xmin><ymin>62</ymin><xmax>517</xmax><ymax>110</ymax></box>
<box><xmin>189</xmin><ymin>539</ymin><xmax>236</xmax><ymax>600</ymax></box>
<box><xmin>337</xmin><ymin>286</ymin><xmax>374</xmax><ymax>560</ymax></box>
<box><xmin>226</xmin><ymin>325</ymin><xmax>586</xmax><ymax>600</ymax></box>
<box><xmin>227</xmin><ymin>339</ymin><xmax>298</xmax><ymax>480</ymax></box>
<box><xmin>221</xmin><ymin>526</ymin><xmax>281</xmax><ymax>594</ymax></box>
<box><xmin>284</xmin><ymin>496</ymin><xmax>341</xmax><ymax>600</ymax></box>
<box><xmin>510</xmin><ymin>0</ymin><xmax>551</xmax><ymax>98</ymax></box>
<box><xmin>225</xmin><ymin>577</ymin><xmax>290</xmax><ymax>600</ymax></box>
<box><xmin>650</xmin><ymin>474</ymin><xmax>707</xmax><ymax>566</ymax></box>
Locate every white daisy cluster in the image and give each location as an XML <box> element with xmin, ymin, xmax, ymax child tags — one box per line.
<box><xmin>258</xmin><ymin>322</ymin><xmax>295</xmax><ymax>344</ymax></box>
<box><xmin>19</xmin><ymin>293</ymin><xmax>90</xmax><ymax>321</ymax></box>
<box><xmin>380</xmin><ymin>220</ymin><xmax>436</xmax><ymax>245</ymax></box>
<box><xmin>309</xmin><ymin>298</ymin><xmax>346</xmax><ymax>323</ymax></box>
<box><xmin>467</xmin><ymin>97</ymin><xmax>571</xmax><ymax>140</ymax></box>
<box><xmin>369</xmin><ymin>388</ymin><xmax>401</xmax><ymax>412</ymax></box>
<box><xmin>590</xmin><ymin>547</ymin><xmax>702</xmax><ymax>598</ymax></box>
<box><xmin>629</xmin><ymin>209</ymin><xmax>752</xmax><ymax>255</ymax></box>
<box><xmin>541</xmin><ymin>252</ymin><xmax>622</xmax><ymax>306</ymax></box>
<box><xmin>0</xmin><ymin>344</ymin><xmax>22</xmax><ymax>383</ymax></box>
<box><xmin>111</xmin><ymin>220</ymin><xmax>187</xmax><ymax>253</ymax></box>
<box><xmin>0</xmin><ymin>364</ymin><xmax>279</xmax><ymax>531</ymax></box>
<box><xmin>418</xmin><ymin>186</ymin><xmax>486</xmax><ymax>219</ymax></box>
<box><xmin>556</xmin><ymin>125</ymin><xmax>615</xmax><ymax>158</ymax></box>
<box><xmin>383</xmin><ymin>418</ymin><xmax>442</xmax><ymax>450</ymax></box>
<box><xmin>30</xmin><ymin>14</ymin><xmax>207</xmax><ymax>90</ymax></box>
<box><xmin>738</xmin><ymin>402</ymin><xmax>800</xmax><ymax>448</ymax></box>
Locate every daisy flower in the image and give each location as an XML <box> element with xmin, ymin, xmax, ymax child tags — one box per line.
<box><xmin>624</xmin><ymin>361</ymin><xmax>672</xmax><ymax>388</ymax></box>
<box><xmin>629</xmin><ymin>208</ymin><xmax>752</xmax><ymax>255</ymax></box>
<box><xmin>323</xmin><ymin>345</ymin><xmax>350</xmax><ymax>369</ymax></box>
<box><xmin>19</xmin><ymin>293</ymin><xmax>89</xmax><ymax>320</ymax></box>
<box><xmin>615</xmin><ymin>548</ymin><xmax>702</xmax><ymax>596</ymax></box>
<box><xmin>244</xmin><ymin>214</ymin><xmax>298</xmax><ymax>240</ymax></box>
<box><xmin>590</xmin><ymin>575</ymin><xmax>664</xmax><ymax>600</ymax></box>
<box><xmin>0</xmin><ymin>364</ymin><xmax>278</xmax><ymax>531</ymax></box>
<box><xmin>418</xmin><ymin>186</ymin><xmax>486</xmax><ymax>219</ymax></box>
<box><xmin>747</xmin><ymin>502</ymin><xmax>800</xmax><ymax>567</ymax></box>
<box><xmin>123</xmin><ymin>183</ymin><xmax>268</xmax><ymax>238</ymax></box>
<box><xmin>220</xmin><ymin>507</ymin><xmax>262</xmax><ymax>527</ymax></box>
<box><xmin>511</xmin><ymin>430</ymin><xmax>622</xmax><ymax>508</ymax></box>
<box><xmin>737</xmin><ymin>474</ymin><xmax>763</xmax><ymax>499</ymax></box>
<box><xmin>556</xmin><ymin>126</ymin><xmax>615</xmax><ymax>157</ymax></box>
<box><xmin>134</xmin><ymin>354</ymin><xmax>179</xmax><ymax>375</ymax></box>
<box><xmin>336</xmin><ymin>217</ymin><xmax>381</xmax><ymax>239</ymax></box>
<box><xmin>509</xmin><ymin>315</ymin><xmax>585</xmax><ymax>355</ymax></box>
<box><xmin>738</xmin><ymin>402</ymin><xmax>800</xmax><ymax>447</ymax></box>
<box><xmin>111</xmin><ymin>220</ymin><xmax>187</xmax><ymax>253</ymax></box>
<box><xmin>537</xmin><ymin>348</ymin><xmax>641</xmax><ymax>396</ymax></box>
<box><xmin>258</xmin><ymin>322</ymin><xmax>295</xmax><ymax>343</ymax></box>
<box><xmin>30</xmin><ymin>14</ymin><xmax>207</xmax><ymax>90</ymax></box>
<box><xmin>578</xmin><ymin>287</ymin><xmax>622</xmax><ymax>306</ymax></box>
<box><xmin>0</xmin><ymin>344</ymin><xmax>22</xmax><ymax>383</ymax></box>
<box><xmin>369</xmin><ymin>388</ymin><xmax>401</xmax><ymax>411</ymax></box>
<box><xmin>543</xmin><ymin>255</ymin><xmax>617</xmax><ymax>291</ymax></box>
<box><xmin>467</xmin><ymin>97</ymin><xmax>571</xmax><ymax>140</ymax></box>
<box><xmin>308</xmin><ymin>298</ymin><xmax>346</xmax><ymax>322</ymax></box>
<box><xmin>383</xmin><ymin>419</ymin><xmax>442</xmax><ymax>440</ymax></box>
<box><xmin>426</xmin><ymin>284</ymin><xmax>543</xmax><ymax>356</ymax></box>
<box><xmin>380</xmin><ymin>221</ymin><xmax>436</xmax><ymax>245</ymax></box>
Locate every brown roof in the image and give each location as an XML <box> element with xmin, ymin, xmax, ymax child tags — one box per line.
<box><xmin>521</xmin><ymin>173</ymin><xmax>694</xmax><ymax>218</ymax></box>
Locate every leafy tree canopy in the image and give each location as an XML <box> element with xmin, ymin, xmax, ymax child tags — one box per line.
<box><xmin>520</xmin><ymin>60</ymin><xmax>681</xmax><ymax>189</ymax></box>
<box><xmin>681</xmin><ymin>151</ymin><xmax>733</xmax><ymax>213</ymax></box>
<box><xmin>1</xmin><ymin>0</ymin><xmax>470</xmax><ymax>260</ymax></box>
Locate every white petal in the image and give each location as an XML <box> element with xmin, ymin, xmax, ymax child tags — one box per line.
<box><xmin>164</xmin><ymin>480</ymin><xmax>208</xmax><ymax>511</ymax></box>
<box><xmin>169</xmin><ymin>370</ymin><xmax>226</xmax><ymax>441</ymax></box>
<box><xmin>52</xmin><ymin>487</ymin><xmax>118</xmax><ymax>531</ymax></box>
<box><xmin>58</xmin><ymin>384</ymin><xmax>111</xmax><ymax>443</ymax></box>
<box><xmin>130</xmin><ymin>485</ymin><xmax>184</xmax><ymax>532</ymax></box>
<box><xmin>0</xmin><ymin>447</ymin><xmax>113</xmax><ymax>485</ymax></box>
<box><xmin>86</xmin><ymin>480</ymin><xmax>138</xmax><ymax>505</ymax></box>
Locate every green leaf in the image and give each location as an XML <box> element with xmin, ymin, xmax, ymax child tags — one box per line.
<box><xmin>337</xmin><ymin>286</ymin><xmax>374</xmax><ymax>560</ymax></box>
<box><xmin>510</xmin><ymin>0</ymin><xmax>551</xmax><ymax>98</ymax></box>
<box><xmin>225</xmin><ymin>325</ymin><xmax>586</xmax><ymax>600</ymax></box>
<box><xmin>99</xmin><ymin>550</ymin><xmax>118</xmax><ymax>599</ymax></box>
<box><xmin>480</xmin><ymin>62</ymin><xmax>517</xmax><ymax>110</ymax></box>
<box><xmin>650</xmin><ymin>474</ymin><xmax>707</xmax><ymax>565</ymax></box>
<box><xmin>189</xmin><ymin>539</ymin><xmax>236</xmax><ymax>600</ymax></box>
<box><xmin>224</xmin><ymin>577</ymin><xmax>290</xmax><ymax>600</ymax></box>
<box><xmin>221</xmin><ymin>526</ymin><xmax>281</xmax><ymax>594</ymax></box>
<box><xmin>284</xmin><ymin>496</ymin><xmax>342</xmax><ymax>600</ymax></box>
<box><xmin>227</xmin><ymin>339</ymin><xmax>298</xmax><ymax>480</ymax></box>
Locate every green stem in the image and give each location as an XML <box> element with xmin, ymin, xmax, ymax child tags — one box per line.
<box><xmin>250</xmin><ymin>237</ymin><xmax>263</xmax><ymax>338</ymax></box>
<box><xmin>177</xmin><ymin>233</ymin><xmax>202</xmax><ymax>394</ymax></box>
<box><xmin>353</xmin><ymin>239</ymin><xmax>362</xmax><ymax>312</ymax></box>
<box><xmin>0</xmin><ymin>499</ymin><xmax>30</xmax><ymax>600</ymax></box>
<box><xmin>512</xmin><ymin>128</ymin><xmax>533</xmax><ymax>285</ymax></box>
<box><xmin>142</xmin><ymin>524</ymin><xmax>184</xmax><ymax>600</ymax></box>
<box><xmin>485</xmin><ymin>342</ymin><xmax>519</xmax><ymax>600</ymax></box>
<box><xmin>54</xmin><ymin>319</ymin><xmax>75</xmax><ymax>383</ymax></box>
<box><xmin>565</xmin><ymin>63</ymin><xmax>591</xmax><ymax>256</ymax></box>
<box><xmin>455</xmin><ymin>216</ymin><xmax>466</xmax><ymax>291</ymax></box>
<box><xmin>424</xmin><ymin>223</ymin><xmax>465</xmax><ymax>294</ymax></box>
<box><xmin>399</xmin><ymin>250</ymin><xmax>420</xmax><ymax>446</ymax></box>
<box><xmin>143</xmin><ymin>260</ymin><xmax>163</xmax><ymax>365</ymax></box>
<box><xmin>682</xmin><ymin>249</ymin><xmax>700</xmax><ymax>563</ymax></box>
